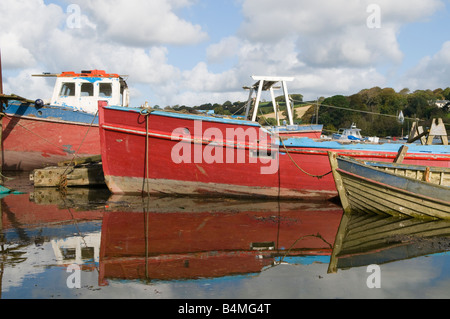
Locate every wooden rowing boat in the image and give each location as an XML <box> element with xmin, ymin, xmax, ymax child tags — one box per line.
<box><xmin>328</xmin><ymin>152</ymin><xmax>450</xmax><ymax>219</ymax></box>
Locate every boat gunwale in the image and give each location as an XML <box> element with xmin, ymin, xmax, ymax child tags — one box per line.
<box><xmin>103</xmin><ymin>105</ymin><xmax>263</xmax><ymax>127</ymax></box>
<box><xmin>337</xmin><ymin>156</ymin><xmax>450</xmax><ymax>187</ymax></box>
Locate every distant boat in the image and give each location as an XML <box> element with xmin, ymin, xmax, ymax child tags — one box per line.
<box><xmin>328</xmin><ymin>152</ymin><xmax>450</xmax><ymax>219</ymax></box>
<box><xmin>1</xmin><ymin>70</ymin><xmax>130</xmax><ymax>170</ymax></box>
<box><xmin>332</xmin><ymin>123</ymin><xmax>379</xmax><ymax>143</ymax></box>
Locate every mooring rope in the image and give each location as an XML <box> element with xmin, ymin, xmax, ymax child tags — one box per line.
<box><xmin>258</xmin><ymin>107</ymin><xmax>332</xmax><ymax>179</ymax></box>
<box><xmin>57</xmin><ymin>111</ymin><xmax>99</xmax><ymax>191</ymax></box>
<box><xmin>140</xmin><ymin>108</ymin><xmax>152</xmax><ymax>195</ymax></box>
<box><xmin>279</xmin><ymin>138</ymin><xmax>333</xmax><ymax>179</ymax></box>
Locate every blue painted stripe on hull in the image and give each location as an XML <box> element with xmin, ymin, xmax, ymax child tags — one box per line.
<box><xmin>104</xmin><ymin>105</ymin><xmax>262</xmax><ymax>127</ymax></box>
<box><xmin>284</xmin><ymin>137</ymin><xmax>450</xmax><ymax>154</ymax></box>
<box><xmin>5</xmin><ymin>100</ymin><xmax>99</xmax><ymax>125</ymax></box>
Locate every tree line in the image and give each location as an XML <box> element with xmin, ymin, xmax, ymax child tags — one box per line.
<box><xmin>313</xmin><ymin>87</ymin><xmax>450</xmax><ymax>137</ymax></box>
<box><xmin>160</xmin><ymin>87</ymin><xmax>450</xmax><ymax>137</ymax></box>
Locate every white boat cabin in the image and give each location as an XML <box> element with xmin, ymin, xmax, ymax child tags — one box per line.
<box><xmin>36</xmin><ymin>70</ymin><xmax>130</xmax><ymax>114</ymax></box>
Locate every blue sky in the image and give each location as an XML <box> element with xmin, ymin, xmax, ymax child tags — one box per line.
<box><xmin>1</xmin><ymin>0</ymin><xmax>450</xmax><ymax>107</ymax></box>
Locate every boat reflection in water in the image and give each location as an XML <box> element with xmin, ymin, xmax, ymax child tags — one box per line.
<box><xmin>99</xmin><ymin>195</ymin><xmax>343</xmax><ymax>286</ymax></box>
<box><xmin>1</xmin><ymin>188</ymin><xmax>107</xmax><ymax>273</ymax></box>
<box><xmin>328</xmin><ymin>211</ymin><xmax>450</xmax><ymax>274</ymax></box>
<box><xmin>2</xmin><ymin>187</ymin><xmax>450</xmax><ymax>295</ymax></box>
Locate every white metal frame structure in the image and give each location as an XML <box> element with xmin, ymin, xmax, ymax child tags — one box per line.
<box><xmin>244</xmin><ymin>76</ymin><xmax>295</xmax><ymax>126</ymax></box>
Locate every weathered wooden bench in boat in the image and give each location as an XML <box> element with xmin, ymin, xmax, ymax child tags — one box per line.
<box><xmin>328</xmin><ymin>152</ymin><xmax>450</xmax><ymax>220</ymax></box>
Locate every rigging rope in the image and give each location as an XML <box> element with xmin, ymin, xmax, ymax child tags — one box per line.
<box><xmin>280</xmin><ymin>138</ymin><xmax>332</xmax><ymax>179</ymax></box>
<box><xmin>290</xmin><ymin>98</ymin><xmax>423</xmax><ymax>122</ymax></box>
<box><xmin>140</xmin><ymin>108</ymin><xmax>152</xmax><ymax>195</ymax></box>
<box><xmin>258</xmin><ymin>107</ymin><xmax>332</xmax><ymax>179</ymax></box>
<box><xmin>57</xmin><ymin>111</ymin><xmax>99</xmax><ymax>190</ymax></box>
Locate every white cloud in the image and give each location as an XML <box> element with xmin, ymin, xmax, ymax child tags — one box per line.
<box><xmin>401</xmin><ymin>41</ymin><xmax>450</xmax><ymax>90</ymax></box>
<box><xmin>3</xmin><ymin>68</ymin><xmax>55</xmax><ymax>101</ymax></box>
<box><xmin>0</xmin><ymin>0</ymin><xmax>64</xmax><ymax>69</ymax></box>
<box><xmin>207</xmin><ymin>36</ymin><xmax>241</xmax><ymax>64</ymax></box>
<box><xmin>74</xmin><ymin>0</ymin><xmax>208</xmax><ymax>46</ymax></box>
<box><xmin>0</xmin><ymin>0</ymin><xmax>203</xmax><ymax>106</ymax></box>
<box><xmin>239</xmin><ymin>0</ymin><xmax>442</xmax><ymax>69</ymax></box>
<box><xmin>0</xmin><ymin>33</ymin><xmax>36</xmax><ymax>69</ymax></box>
<box><xmin>0</xmin><ymin>0</ymin><xmax>447</xmax><ymax>108</ymax></box>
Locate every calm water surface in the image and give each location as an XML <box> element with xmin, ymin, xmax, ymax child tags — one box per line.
<box><xmin>2</xmin><ymin>171</ymin><xmax>450</xmax><ymax>300</ymax></box>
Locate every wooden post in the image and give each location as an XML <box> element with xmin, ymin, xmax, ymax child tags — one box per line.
<box><xmin>408</xmin><ymin>122</ymin><xmax>427</xmax><ymax>145</ymax></box>
<box><xmin>427</xmin><ymin>118</ymin><xmax>448</xmax><ymax>145</ymax></box>
<box><xmin>394</xmin><ymin>145</ymin><xmax>409</xmax><ymax>164</ymax></box>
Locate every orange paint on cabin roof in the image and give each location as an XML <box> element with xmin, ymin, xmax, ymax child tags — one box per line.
<box><xmin>58</xmin><ymin>70</ymin><xmax>120</xmax><ymax>78</ymax></box>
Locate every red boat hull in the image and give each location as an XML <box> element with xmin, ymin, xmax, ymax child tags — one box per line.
<box><xmin>98</xmin><ymin>103</ymin><xmax>450</xmax><ymax>200</ymax></box>
<box><xmin>2</xmin><ymin>115</ymin><xmax>100</xmax><ymax>171</ymax></box>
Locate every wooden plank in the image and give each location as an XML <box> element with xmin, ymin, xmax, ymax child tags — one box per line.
<box><xmin>408</xmin><ymin>122</ymin><xmax>428</xmax><ymax>144</ymax></box>
<box><xmin>394</xmin><ymin>145</ymin><xmax>408</xmax><ymax>164</ymax></box>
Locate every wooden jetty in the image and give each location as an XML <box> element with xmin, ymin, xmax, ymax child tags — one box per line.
<box><xmin>328</xmin><ymin>152</ymin><xmax>450</xmax><ymax>220</ymax></box>
<box><xmin>30</xmin><ymin>155</ymin><xmax>105</xmax><ymax>188</ymax></box>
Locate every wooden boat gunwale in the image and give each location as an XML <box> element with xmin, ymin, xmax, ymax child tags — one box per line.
<box><xmin>328</xmin><ymin>152</ymin><xmax>450</xmax><ymax>220</ymax></box>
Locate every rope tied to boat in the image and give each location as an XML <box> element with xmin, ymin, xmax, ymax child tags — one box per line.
<box><xmin>57</xmin><ymin>111</ymin><xmax>99</xmax><ymax>191</ymax></box>
<box><xmin>57</xmin><ymin>166</ymin><xmax>75</xmax><ymax>194</ymax></box>
<box><xmin>280</xmin><ymin>138</ymin><xmax>333</xmax><ymax>179</ymax></box>
<box><xmin>139</xmin><ymin>108</ymin><xmax>151</xmax><ymax>195</ymax></box>
<box><xmin>257</xmin><ymin>108</ymin><xmax>332</xmax><ymax>179</ymax></box>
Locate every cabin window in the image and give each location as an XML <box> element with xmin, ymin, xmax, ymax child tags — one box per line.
<box><xmin>81</xmin><ymin>83</ymin><xmax>94</xmax><ymax>97</ymax></box>
<box><xmin>99</xmin><ymin>83</ymin><xmax>113</xmax><ymax>98</ymax></box>
<box><xmin>59</xmin><ymin>83</ymin><xmax>76</xmax><ymax>96</ymax></box>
